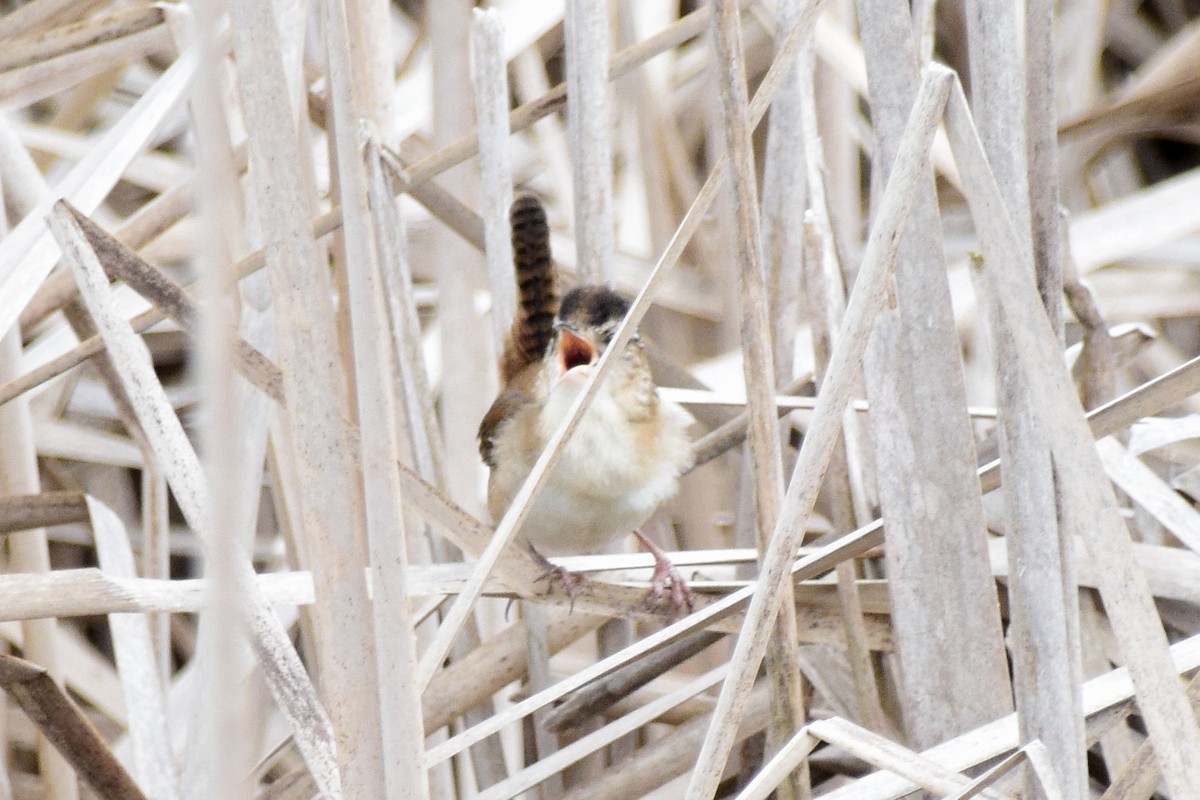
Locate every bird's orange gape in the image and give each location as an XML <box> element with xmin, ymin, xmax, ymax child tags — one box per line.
<box><xmin>556</xmin><ymin>327</ymin><xmax>595</xmax><ymax>377</ymax></box>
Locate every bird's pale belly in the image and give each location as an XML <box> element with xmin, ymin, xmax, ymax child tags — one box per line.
<box><xmin>517</xmin><ymin>479</ymin><xmax>664</xmax><ymax>556</ymax></box>
<box><xmin>487</xmin><ymin>381</ymin><xmax>692</xmax><ymax>558</ymax></box>
<box><xmin>516</xmin><ymin>404</ymin><xmax>684</xmax><ymax>554</ymax></box>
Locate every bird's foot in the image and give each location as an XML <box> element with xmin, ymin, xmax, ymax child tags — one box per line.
<box><xmin>528</xmin><ymin>544</ymin><xmax>588</xmax><ymax>609</ymax></box>
<box><xmin>633</xmin><ymin>529</ymin><xmax>694</xmax><ymax>620</ymax></box>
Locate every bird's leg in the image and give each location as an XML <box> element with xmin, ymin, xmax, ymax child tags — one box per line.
<box><xmin>632</xmin><ymin>529</ymin><xmax>694</xmax><ymax>618</ymax></box>
<box><xmin>528</xmin><ymin>543</ymin><xmax>587</xmax><ymax>607</ymax></box>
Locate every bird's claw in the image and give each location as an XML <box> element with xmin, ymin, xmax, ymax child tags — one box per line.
<box><xmin>648</xmin><ymin>555</ymin><xmax>695</xmax><ymax>621</ymax></box>
<box><xmin>632</xmin><ymin>529</ymin><xmax>694</xmax><ymax>621</ymax></box>
<box><xmin>529</xmin><ymin>545</ymin><xmax>587</xmax><ymax>611</ymax></box>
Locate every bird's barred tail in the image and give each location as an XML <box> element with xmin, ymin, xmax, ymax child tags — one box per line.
<box><xmin>501</xmin><ymin>193</ymin><xmax>558</xmax><ymax>383</ymax></box>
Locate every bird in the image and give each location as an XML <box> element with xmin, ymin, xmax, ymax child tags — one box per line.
<box><xmin>478</xmin><ymin>193</ymin><xmax>696</xmax><ymax>614</ymax></box>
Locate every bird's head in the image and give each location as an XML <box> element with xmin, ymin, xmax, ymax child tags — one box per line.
<box><xmin>550</xmin><ymin>286</ymin><xmax>638</xmax><ymax>387</ymax></box>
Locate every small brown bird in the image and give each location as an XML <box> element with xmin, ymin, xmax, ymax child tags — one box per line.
<box><xmin>478</xmin><ymin>194</ymin><xmax>695</xmax><ymax>612</ymax></box>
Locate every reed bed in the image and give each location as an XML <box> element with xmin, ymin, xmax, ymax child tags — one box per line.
<box><xmin>0</xmin><ymin>0</ymin><xmax>1199</xmax><ymax>797</ymax></box>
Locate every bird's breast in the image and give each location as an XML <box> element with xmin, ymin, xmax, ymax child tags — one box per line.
<box><xmin>491</xmin><ymin>382</ymin><xmax>691</xmax><ymax>554</ymax></box>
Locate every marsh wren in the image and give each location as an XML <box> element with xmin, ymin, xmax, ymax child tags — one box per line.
<box><xmin>477</xmin><ymin>194</ymin><xmax>695</xmax><ymax>612</ymax></box>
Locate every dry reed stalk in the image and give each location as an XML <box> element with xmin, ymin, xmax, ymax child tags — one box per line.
<box><xmin>760</xmin><ymin>1</ymin><xmax>808</xmax><ymax>384</ymax></box>
<box><xmin>70</xmin><ymin>555</ymin><xmax>854</xmax><ymax>648</ymax></box>
<box><xmin>1098</xmin><ymin>673</ymin><xmax>1200</xmax><ymax>800</ymax></box>
<box><xmin>858</xmin><ymin>0</ymin><xmax>1014</xmax><ymax>750</ymax></box>
<box><xmin>406</xmin><ymin>4</ymin><xmax>714</xmax><ymax>187</ymax></box>
<box><xmin>427</xmin><ymin>578</ymin><xmax>750</xmax><ymax>767</ymax></box>
<box><xmin>424</xmin><ymin>610</ymin><xmax>606</xmax><ymax>734</ymax></box>
<box><xmin>804</xmin><ymin>12</ymin><xmax>964</xmax><ymax>192</ymax></box>
<box><xmin>0</xmin><ymin>48</ymin><xmax>194</xmax><ymax>348</ymax></box>
<box><xmin>0</xmin><ymin>560</ymin><xmax>715</xmax><ymax>623</ymax></box>
<box><xmin>0</xmin><ymin>336</ymin><xmax>76</xmax><ymax>800</ymax></box>
<box><xmin>48</xmin><ymin>201</ymin><xmax>343</xmax><ymax>794</ymax></box>
<box><xmin>323</xmin><ymin>0</ymin><xmax>426</xmax><ymax>792</ymax></box>
<box><xmin>521</xmin><ymin>600</ymin><xmax>564</xmax><ymax>798</ymax></box>
<box><xmin>1068</xmin><ymin>166</ymin><xmax>1200</xmax><ymax>272</ymax></box>
<box><xmin>17</xmin><ymin>176</ymin><xmax>196</xmax><ymax>334</ymax></box>
<box><xmin>805</xmin><ymin>717</ymin><xmax>1010</xmax><ymax>798</ymax></box>
<box><xmin>62</xmin><ymin>208</ymin><xmax>284</xmax><ymax>403</ymax></box>
<box><xmin>988</xmin><ymin>537</ymin><xmax>1200</xmax><ymax>607</ymax></box>
<box><xmin>563</xmin><ymin>0</ymin><xmax>612</xmax><ymax>284</ymax></box>
<box><xmin>1099</xmin><ymin>438</ymin><xmax>1200</xmax><ymax>555</ymax></box>
<box><xmin>0</xmin><ymin>23</ymin><xmax>171</xmax><ymax>110</ymax></box>
<box><xmin>794</xmin><ymin>18</ymin><xmax>886</xmax><ymax>734</ymax></box>
<box><xmin>379</xmin><ymin>81</ymin><xmax>516</xmax><ymax>786</ymax></box>
<box><xmin>949</xmin><ymin>165</ymin><xmax>1200</xmax><ymax>334</ymax></box>
<box><xmin>0</xmin><ymin>569</ymin><xmax>312</xmax><ymax>622</ymax></box>
<box><xmin>0</xmin><ymin>621</ymin><xmax>124</xmax><ymax>726</ymax></box>
<box><xmin>822</xmin><ymin>633</ymin><xmax>1200</xmax><ymax>798</ymax></box>
<box><xmin>367</xmin><ymin>147</ymin><xmax>445</xmax><ymax>485</ymax></box>
<box><xmin>0</xmin><ymin>139</ymin><xmax>74</xmax><ymax>799</ymax></box>
<box><xmin>472</xmin><ymin>8</ymin><xmax>515</xmax><ymax>353</ymax></box>
<box><xmin>806</xmin><ymin>218</ymin><xmax>887</xmax><ymax>738</ymax></box>
<box><xmin>384</xmin><ymin>152</ymin><xmax>489</xmax><ymax>253</ymax></box>
<box><xmin>397</xmin><ymin>10</ymin><xmax>513</xmax><ymax>779</ymax></box>
<box><xmin>733</xmin><ymin>723</ymin><xmax>815</xmax><ymax>800</ymax></box>
<box><xmin>365</xmin><ymin>159</ymin><xmax>506</xmax><ymax>791</ymax></box>
<box><xmin>429</xmin><ymin>0</ymin><xmax>492</xmax><ymax>531</ymax></box>
<box><xmin>511</xmin><ymin>46</ymin><xmax>574</xmax><ymax>213</ymax></box>
<box><xmin>85</xmin><ymin>497</ymin><xmax>175</xmax><ymax>798</ymax></box>
<box><xmin>366</xmin><ymin>146</ymin><xmax>456</xmax><ymax>750</ymax></box>
<box><xmin>945</xmin><ymin>76</ymin><xmax>1200</xmax><ymax>794</ymax></box>
<box><xmin>1063</xmin><ymin>256</ymin><xmax>1119</xmax><ymax>410</ymax></box>
<box><xmin>546</xmin><ymin>634</ymin><xmax>724</xmax><ymax>730</ymax></box>
<box><xmin>138</xmin><ymin>466</ymin><xmax>168</xmax><ymax>685</ymax></box>
<box><xmin>0</xmin><ymin>492</ymin><xmax>86</xmax><ymax>532</ymax></box>
<box><xmin>814</xmin><ymin>1</ymin><xmax>859</xmax><ymax>246</ymax></box>
<box><xmin>230</xmin><ymin>8</ymin><xmax>369</xmax><ymax>799</ymax></box>
<box><xmin>965</xmin><ymin>0</ymin><xmax>1085</xmax><ymax>795</ymax></box>
<box><xmin>708</xmin><ymin>2</ymin><xmax>804</xmax><ymax>795</ymax></box>
<box><xmin>342</xmin><ymin>0</ymin><xmax>393</xmax><ymax>146</ymax></box>
<box><xmin>558</xmin><ymin>685</ymin><xmax>776</xmax><ymax>800</ymax></box>
<box><xmin>942</xmin><ymin>741</ymin><xmax>1065</xmax><ymax>800</ymax></box>
<box><xmin>0</xmin><ymin>6</ymin><xmax>164</xmax><ymax>75</ymax></box>
<box><xmin>685</xmin><ymin>64</ymin><xmax>954</xmax><ymax>798</ymax></box>
<box><xmin>482</xmin><ymin>664</ymin><xmax>730</xmax><ymax>800</ymax></box>
<box><xmin>616</xmin><ymin>2</ymin><xmax>675</xmax><ymax>254</ymax></box>
<box><xmin>33</xmin><ymin>62</ymin><xmax>123</xmax><ymax>161</ymax></box>
<box><xmin>1025</xmin><ymin>0</ymin><xmax>1066</xmax><ymax>339</ymax></box>
<box><xmin>0</xmin><ymin>0</ymin><xmax>102</xmax><ymax>40</ymax></box>
<box><xmin>14</xmin><ymin>124</ymin><xmax>186</xmax><ymax>192</ymax></box>
<box><xmin>0</xmin><ymin>652</ymin><xmax>144</xmax><ymax>800</ymax></box>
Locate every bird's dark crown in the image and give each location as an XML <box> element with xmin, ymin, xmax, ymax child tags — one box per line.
<box><xmin>557</xmin><ymin>286</ymin><xmax>631</xmax><ymax>331</ymax></box>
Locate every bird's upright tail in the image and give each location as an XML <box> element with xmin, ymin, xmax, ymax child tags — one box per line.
<box><xmin>501</xmin><ymin>193</ymin><xmax>559</xmax><ymax>383</ymax></box>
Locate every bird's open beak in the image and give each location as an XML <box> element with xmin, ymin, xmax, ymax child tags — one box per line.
<box><xmin>557</xmin><ymin>328</ymin><xmax>596</xmax><ymax>379</ymax></box>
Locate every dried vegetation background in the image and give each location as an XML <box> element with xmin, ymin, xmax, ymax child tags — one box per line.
<box><xmin>1</xmin><ymin>0</ymin><xmax>1200</xmax><ymax>798</ymax></box>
